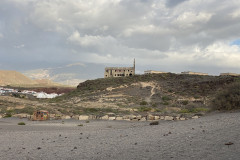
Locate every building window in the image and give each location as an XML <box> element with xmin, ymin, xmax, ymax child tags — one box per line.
<box><xmin>115</xmin><ymin>74</ymin><xmax>116</xmax><ymax>76</ymax></box>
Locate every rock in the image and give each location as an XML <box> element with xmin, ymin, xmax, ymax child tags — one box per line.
<box><xmin>192</xmin><ymin>116</ymin><xmax>199</xmax><ymax>119</ymax></box>
<box><xmin>140</xmin><ymin>117</ymin><xmax>146</xmax><ymax>121</ymax></box>
<box><xmin>0</xmin><ymin>115</ymin><xmax>2</xmax><ymax>118</ymax></box>
<box><xmin>109</xmin><ymin>117</ymin><xmax>116</xmax><ymax>120</ymax></box>
<box><xmin>13</xmin><ymin>113</ymin><xmax>30</xmax><ymax>118</ymax></box>
<box><xmin>72</xmin><ymin>115</ymin><xmax>79</xmax><ymax>120</ymax></box>
<box><xmin>136</xmin><ymin>115</ymin><xmax>142</xmax><ymax>120</ymax></box>
<box><xmin>49</xmin><ymin>114</ymin><xmax>55</xmax><ymax>118</ymax></box>
<box><xmin>64</xmin><ymin>116</ymin><xmax>71</xmax><ymax>119</ymax></box>
<box><xmin>154</xmin><ymin>116</ymin><xmax>160</xmax><ymax>120</ymax></box>
<box><xmin>123</xmin><ymin>115</ymin><xmax>136</xmax><ymax>120</ymax></box>
<box><xmin>164</xmin><ymin>116</ymin><xmax>174</xmax><ymax>121</ymax></box>
<box><xmin>160</xmin><ymin>116</ymin><xmax>165</xmax><ymax>120</ymax></box>
<box><xmin>88</xmin><ymin>115</ymin><xmax>97</xmax><ymax>120</ymax></box>
<box><xmin>116</xmin><ymin>117</ymin><xmax>123</xmax><ymax>120</ymax></box>
<box><xmin>79</xmin><ymin>115</ymin><xmax>89</xmax><ymax>120</ymax></box>
<box><xmin>147</xmin><ymin>114</ymin><xmax>155</xmax><ymax>121</ymax></box>
<box><xmin>101</xmin><ymin>115</ymin><xmax>109</xmax><ymax>120</ymax></box>
<box><xmin>179</xmin><ymin>117</ymin><xmax>186</xmax><ymax>121</ymax></box>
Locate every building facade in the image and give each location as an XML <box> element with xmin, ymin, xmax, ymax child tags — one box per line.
<box><xmin>144</xmin><ymin>70</ymin><xmax>168</xmax><ymax>74</ymax></box>
<box><xmin>181</xmin><ymin>71</ymin><xmax>208</xmax><ymax>76</ymax></box>
<box><xmin>220</xmin><ymin>73</ymin><xmax>240</xmax><ymax>76</ymax></box>
<box><xmin>104</xmin><ymin>59</ymin><xmax>135</xmax><ymax>78</ymax></box>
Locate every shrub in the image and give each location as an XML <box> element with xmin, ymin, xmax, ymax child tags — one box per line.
<box><xmin>182</xmin><ymin>100</ymin><xmax>189</xmax><ymax>105</ymax></box>
<box><xmin>138</xmin><ymin>106</ymin><xmax>152</xmax><ymax>112</ymax></box>
<box><xmin>18</xmin><ymin>122</ymin><xmax>26</xmax><ymax>125</ymax></box>
<box><xmin>150</xmin><ymin>121</ymin><xmax>159</xmax><ymax>125</ymax></box>
<box><xmin>212</xmin><ymin>82</ymin><xmax>240</xmax><ymax>110</ymax></box>
<box><xmin>162</xmin><ymin>96</ymin><xmax>171</xmax><ymax>101</ymax></box>
<box><xmin>140</xmin><ymin>101</ymin><xmax>148</xmax><ymax>105</ymax></box>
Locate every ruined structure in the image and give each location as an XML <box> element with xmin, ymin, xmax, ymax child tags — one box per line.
<box><xmin>144</xmin><ymin>70</ymin><xmax>168</xmax><ymax>74</ymax></box>
<box><xmin>104</xmin><ymin>59</ymin><xmax>135</xmax><ymax>78</ymax></box>
<box><xmin>220</xmin><ymin>73</ymin><xmax>240</xmax><ymax>76</ymax></box>
<box><xmin>181</xmin><ymin>71</ymin><xmax>208</xmax><ymax>76</ymax></box>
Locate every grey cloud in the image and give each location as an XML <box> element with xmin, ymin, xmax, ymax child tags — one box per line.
<box><xmin>0</xmin><ymin>0</ymin><xmax>240</xmax><ymax>81</ymax></box>
<box><xmin>165</xmin><ymin>0</ymin><xmax>189</xmax><ymax>8</ymax></box>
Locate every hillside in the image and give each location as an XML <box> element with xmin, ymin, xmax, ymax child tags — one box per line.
<box><xmin>51</xmin><ymin>73</ymin><xmax>240</xmax><ymax>115</ymax></box>
<box><xmin>1</xmin><ymin>73</ymin><xmax>240</xmax><ymax>118</ymax></box>
<box><xmin>0</xmin><ymin>70</ymin><xmax>38</xmax><ymax>86</ymax></box>
<box><xmin>0</xmin><ymin>70</ymin><xmax>67</xmax><ymax>87</ymax></box>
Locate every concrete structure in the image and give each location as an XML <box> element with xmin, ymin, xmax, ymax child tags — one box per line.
<box><xmin>181</xmin><ymin>71</ymin><xmax>208</xmax><ymax>76</ymax></box>
<box><xmin>144</xmin><ymin>70</ymin><xmax>168</xmax><ymax>74</ymax></box>
<box><xmin>220</xmin><ymin>73</ymin><xmax>240</xmax><ymax>76</ymax></box>
<box><xmin>104</xmin><ymin>59</ymin><xmax>135</xmax><ymax>78</ymax></box>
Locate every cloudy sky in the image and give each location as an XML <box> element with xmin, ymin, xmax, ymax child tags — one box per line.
<box><xmin>1</xmin><ymin>0</ymin><xmax>240</xmax><ymax>82</ymax></box>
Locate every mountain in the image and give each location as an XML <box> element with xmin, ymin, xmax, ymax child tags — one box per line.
<box><xmin>0</xmin><ymin>70</ymin><xmax>38</xmax><ymax>86</ymax></box>
<box><xmin>0</xmin><ymin>70</ymin><xmax>63</xmax><ymax>87</ymax></box>
<box><xmin>23</xmin><ymin>62</ymin><xmax>107</xmax><ymax>86</ymax></box>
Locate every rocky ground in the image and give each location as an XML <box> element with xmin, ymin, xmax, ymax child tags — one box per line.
<box><xmin>0</xmin><ymin>111</ymin><xmax>240</xmax><ymax>160</ymax></box>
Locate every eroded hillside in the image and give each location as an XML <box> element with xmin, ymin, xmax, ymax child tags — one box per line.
<box><xmin>50</xmin><ymin>73</ymin><xmax>240</xmax><ymax>116</ymax></box>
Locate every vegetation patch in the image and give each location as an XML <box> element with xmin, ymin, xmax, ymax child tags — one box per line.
<box><xmin>212</xmin><ymin>82</ymin><xmax>240</xmax><ymax>110</ymax></box>
<box><xmin>140</xmin><ymin>101</ymin><xmax>148</xmax><ymax>105</ymax></box>
<box><xmin>137</xmin><ymin>106</ymin><xmax>152</xmax><ymax>112</ymax></box>
<box><xmin>18</xmin><ymin>122</ymin><xmax>26</xmax><ymax>125</ymax></box>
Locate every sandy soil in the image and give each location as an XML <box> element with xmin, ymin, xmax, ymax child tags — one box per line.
<box><xmin>0</xmin><ymin>111</ymin><xmax>240</xmax><ymax>160</ymax></box>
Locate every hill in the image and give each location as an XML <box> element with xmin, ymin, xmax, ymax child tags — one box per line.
<box><xmin>1</xmin><ymin>73</ymin><xmax>240</xmax><ymax>118</ymax></box>
<box><xmin>0</xmin><ymin>70</ymin><xmax>38</xmax><ymax>86</ymax></box>
<box><xmin>0</xmin><ymin>70</ymin><xmax>68</xmax><ymax>87</ymax></box>
<box><xmin>51</xmin><ymin>73</ymin><xmax>240</xmax><ymax>115</ymax></box>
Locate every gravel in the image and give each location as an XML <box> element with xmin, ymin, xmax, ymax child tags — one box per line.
<box><xmin>0</xmin><ymin>111</ymin><xmax>240</xmax><ymax>160</ymax></box>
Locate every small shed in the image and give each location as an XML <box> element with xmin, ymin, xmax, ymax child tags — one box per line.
<box><xmin>31</xmin><ymin>110</ymin><xmax>49</xmax><ymax>121</ymax></box>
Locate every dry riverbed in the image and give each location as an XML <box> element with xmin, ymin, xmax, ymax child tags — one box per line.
<box><xmin>0</xmin><ymin>111</ymin><xmax>240</xmax><ymax>160</ymax></box>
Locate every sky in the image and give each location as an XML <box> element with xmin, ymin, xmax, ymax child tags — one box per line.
<box><xmin>1</xmin><ymin>0</ymin><xmax>240</xmax><ymax>82</ymax></box>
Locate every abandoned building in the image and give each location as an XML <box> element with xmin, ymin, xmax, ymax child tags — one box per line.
<box><xmin>104</xmin><ymin>59</ymin><xmax>135</xmax><ymax>78</ymax></box>
<box><xmin>144</xmin><ymin>70</ymin><xmax>168</xmax><ymax>74</ymax></box>
<box><xmin>181</xmin><ymin>71</ymin><xmax>208</xmax><ymax>76</ymax></box>
<box><xmin>220</xmin><ymin>73</ymin><xmax>240</xmax><ymax>76</ymax></box>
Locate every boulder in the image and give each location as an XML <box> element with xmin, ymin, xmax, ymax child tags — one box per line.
<box><xmin>109</xmin><ymin>117</ymin><xmax>116</xmax><ymax>120</ymax></box>
<box><xmin>0</xmin><ymin>115</ymin><xmax>3</xmax><ymax>119</ymax></box>
<box><xmin>140</xmin><ymin>117</ymin><xmax>146</xmax><ymax>121</ymax></box>
<box><xmin>64</xmin><ymin>116</ymin><xmax>71</xmax><ymax>119</ymax></box>
<box><xmin>49</xmin><ymin>114</ymin><xmax>55</xmax><ymax>118</ymax></box>
<box><xmin>73</xmin><ymin>115</ymin><xmax>80</xmax><ymax>120</ymax></box>
<box><xmin>147</xmin><ymin>114</ymin><xmax>155</xmax><ymax>121</ymax></box>
<box><xmin>101</xmin><ymin>115</ymin><xmax>109</xmax><ymax>120</ymax></box>
<box><xmin>154</xmin><ymin>116</ymin><xmax>160</xmax><ymax>120</ymax></box>
<box><xmin>79</xmin><ymin>115</ymin><xmax>89</xmax><ymax>120</ymax></box>
<box><xmin>116</xmin><ymin>117</ymin><xmax>123</xmax><ymax>120</ymax></box>
<box><xmin>136</xmin><ymin>115</ymin><xmax>142</xmax><ymax>120</ymax></box>
<box><xmin>164</xmin><ymin>116</ymin><xmax>174</xmax><ymax>121</ymax></box>
<box><xmin>88</xmin><ymin>115</ymin><xmax>97</xmax><ymax>120</ymax></box>
<box><xmin>160</xmin><ymin>116</ymin><xmax>165</xmax><ymax>120</ymax></box>
<box><xmin>174</xmin><ymin>117</ymin><xmax>180</xmax><ymax>120</ymax></box>
<box><xmin>192</xmin><ymin>116</ymin><xmax>199</xmax><ymax>119</ymax></box>
<box><xmin>179</xmin><ymin>117</ymin><xmax>186</xmax><ymax>121</ymax></box>
<box><xmin>123</xmin><ymin>115</ymin><xmax>136</xmax><ymax>120</ymax></box>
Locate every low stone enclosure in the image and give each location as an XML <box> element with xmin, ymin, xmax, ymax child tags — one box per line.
<box><xmin>4</xmin><ymin>113</ymin><xmax>201</xmax><ymax>121</ymax></box>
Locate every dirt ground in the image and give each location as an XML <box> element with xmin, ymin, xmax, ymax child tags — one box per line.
<box><xmin>0</xmin><ymin>111</ymin><xmax>240</xmax><ymax>160</ymax></box>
